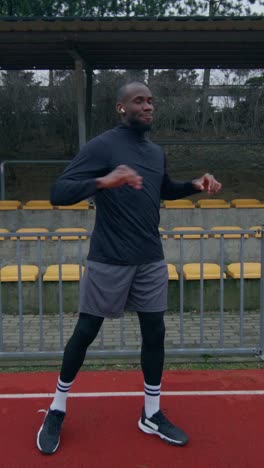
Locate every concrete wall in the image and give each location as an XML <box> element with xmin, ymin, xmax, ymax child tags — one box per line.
<box><xmin>0</xmin><ymin>209</ymin><xmax>93</xmax><ymax>231</ymax></box>
<box><xmin>0</xmin><ymin>207</ymin><xmax>262</xmax><ymax>267</ymax></box>
<box><xmin>1</xmin><ymin>207</ymin><xmax>264</xmax><ymax>231</ymax></box>
<box><xmin>159</xmin><ymin>208</ymin><xmax>264</xmax><ymax>229</ymax></box>
<box><xmin>0</xmin><ymin>237</ymin><xmax>261</xmax><ymax>268</ymax></box>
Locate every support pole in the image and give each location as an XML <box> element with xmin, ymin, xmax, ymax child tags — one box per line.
<box><xmin>86</xmin><ymin>67</ymin><xmax>93</xmax><ymax>139</ymax></box>
<box><xmin>75</xmin><ymin>59</ymin><xmax>86</xmax><ymax>149</ymax></box>
<box><xmin>259</xmin><ymin>225</ymin><xmax>264</xmax><ymax>359</ymax></box>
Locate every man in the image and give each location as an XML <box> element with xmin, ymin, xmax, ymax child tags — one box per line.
<box><xmin>36</xmin><ymin>81</ymin><xmax>221</xmax><ymax>455</ymax></box>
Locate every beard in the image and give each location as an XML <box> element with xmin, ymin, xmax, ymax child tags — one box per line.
<box><xmin>128</xmin><ymin>117</ymin><xmax>152</xmax><ymax>132</ymax></box>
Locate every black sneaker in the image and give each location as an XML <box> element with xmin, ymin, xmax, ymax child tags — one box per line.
<box><xmin>36</xmin><ymin>409</ymin><xmax>65</xmax><ymax>455</ymax></box>
<box><xmin>138</xmin><ymin>408</ymin><xmax>189</xmax><ymax>446</ymax></box>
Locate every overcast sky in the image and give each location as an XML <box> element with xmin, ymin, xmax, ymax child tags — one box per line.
<box><xmin>241</xmin><ymin>1</ymin><xmax>263</xmax><ymax>14</ymax></box>
<box><xmin>198</xmin><ymin>0</ymin><xmax>264</xmax><ymax>15</ymax></box>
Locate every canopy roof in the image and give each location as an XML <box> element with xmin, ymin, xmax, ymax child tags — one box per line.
<box><xmin>0</xmin><ymin>16</ymin><xmax>263</xmax><ymax>70</ymax></box>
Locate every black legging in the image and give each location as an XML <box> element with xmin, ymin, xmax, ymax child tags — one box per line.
<box><xmin>60</xmin><ymin>313</ymin><xmax>104</xmax><ymax>382</ymax></box>
<box><xmin>137</xmin><ymin>311</ymin><xmax>165</xmax><ymax>386</ymax></box>
<box><xmin>60</xmin><ymin>311</ymin><xmax>165</xmax><ymax>386</ymax></box>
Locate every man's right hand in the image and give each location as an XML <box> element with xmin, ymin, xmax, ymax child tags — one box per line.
<box><xmin>96</xmin><ymin>165</ymin><xmax>143</xmax><ymax>190</ymax></box>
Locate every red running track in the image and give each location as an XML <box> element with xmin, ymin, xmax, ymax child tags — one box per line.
<box><xmin>1</xmin><ymin>369</ymin><xmax>264</xmax><ymax>468</ymax></box>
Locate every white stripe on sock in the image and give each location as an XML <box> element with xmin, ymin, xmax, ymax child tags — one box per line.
<box><xmin>50</xmin><ymin>378</ymin><xmax>74</xmax><ymax>412</ymax></box>
<box><xmin>144</xmin><ymin>382</ymin><xmax>161</xmax><ymax>418</ymax></box>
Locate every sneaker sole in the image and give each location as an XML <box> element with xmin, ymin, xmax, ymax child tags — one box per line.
<box><xmin>138</xmin><ymin>419</ymin><xmax>188</xmax><ymax>446</ymax></box>
<box><xmin>36</xmin><ymin>423</ymin><xmax>60</xmax><ymax>455</ymax></box>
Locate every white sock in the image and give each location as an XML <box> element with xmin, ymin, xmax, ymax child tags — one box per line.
<box><xmin>144</xmin><ymin>382</ymin><xmax>161</xmax><ymax>418</ymax></box>
<box><xmin>50</xmin><ymin>377</ymin><xmax>74</xmax><ymax>413</ymax></box>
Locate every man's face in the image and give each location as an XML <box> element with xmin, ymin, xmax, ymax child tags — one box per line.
<box><xmin>118</xmin><ymin>85</ymin><xmax>154</xmax><ymax>131</ymax></box>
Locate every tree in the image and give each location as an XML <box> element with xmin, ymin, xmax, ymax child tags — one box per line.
<box><xmin>149</xmin><ymin>69</ymin><xmax>199</xmax><ymax>136</ymax></box>
<box><xmin>0</xmin><ymin>1</ymin><xmax>64</xmax><ymax>16</ymax></box>
<box><xmin>45</xmin><ymin>71</ymin><xmax>79</xmax><ymax>154</ymax></box>
<box><xmin>0</xmin><ymin>71</ymin><xmax>41</xmax><ymax>149</ymax></box>
<box><xmin>192</xmin><ymin>0</ymin><xmax>263</xmax><ymax>134</ymax></box>
<box><xmin>231</xmin><ymin>72</ymin><xmax>264</xmax><ymax>137</ymax></box>
<box><xmin>129</xmin><ymin>1</ymin><xmax>174</xmax><ymax>16</ymax></box>
<box><xmin>58</xmin><ymin>1</ymin><xmax>128</xmax><ymax>17</ymax></box>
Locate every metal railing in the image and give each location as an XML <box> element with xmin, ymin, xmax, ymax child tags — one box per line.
<box><xmin>0</xmin><ymin>228</ymin><xmax>263</xmax><ymax>360</ymax></box>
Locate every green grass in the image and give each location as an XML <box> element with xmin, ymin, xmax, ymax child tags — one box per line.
<box><xmin>1</xmin><ymin>359</ymin><xmax>264</xmax><ymax>373</ymax></box>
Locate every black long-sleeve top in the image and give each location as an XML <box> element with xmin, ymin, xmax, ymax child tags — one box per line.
<box><xmin>51</xmin><ymin>124</ymin><xmax>200</xmax><ymax>265</ymax></box>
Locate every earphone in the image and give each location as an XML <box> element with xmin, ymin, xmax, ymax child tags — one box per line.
<box><xmin>120</xmin><ymin>108</ymin><xmax>125</xmax><ymax>114</ymax></box>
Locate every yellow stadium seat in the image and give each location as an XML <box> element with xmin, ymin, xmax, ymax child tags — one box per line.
<box><xmin>57</xmin><ymin>201</ymin><xmax>90</xmax><ymax>210</ymax></box>
<box><xmin>11</xmin><ymin>228</ymin><xmax>49</xmax><ymax>241</ymax></box>
<box><xmin>210</xmin><ymin>226</ymin><xmax>248</xmax><ymax>239</ymax></box>
<box><xmin>52</xmin><ymin>228</ymin><xmax>89</xmax><ymax>240</ymax></box>
<box><xmin>167</xmin><ymin>263</ymin><xmax>179</xmax><ymax>280</ymax></box>
<box><xmin>23</xmin><ymin>200</ymin><xmax>54</xmax><ymax>210</ymax></box>
<box><xmin>0</xmin><ymin>200</ymin><xmax>21</xmax><ymax>210</ymax></box>
<box><xmin>249</xmin><ymin>226</ymin><xmax>262</xmax><ymax>238</ymax></box>
<box><xmin>183</xmin><ymin>263</ymin><xmax>226</xmax><ymax>280</ymax></box>
<box><xmin>0</xmin><ymin>228</ymin><xmax>9</xmax><ymax>240</ymax></box>
<box><xmin>231</xmin><ymin>199</ymin><xmax>264</xmax><ymax>208</ymax></box>
<box><xmin>163</xmin><ymin>200</ymin><xmax>195</xmax><ymax>209</ymax></box>
<box><xmin>196</xmin><ymin>199</ymin><xmax>230</xmax><ymax>208</ymax></box>
<box><xmin>226</xmin><ymin>262</ymin><xmax>261</xmax><ymax>279</ymax></box>
<box><xmin>0</xmin><ymin>265</ymin><xmax>39</xmax><ymax>282</ymax></box>
<box><xmin>43</xmin><ymin>264</ymin><xmax>84</xmax><ymax>281</ymax></box>
<box><xmin>159</xmin><ymin>227</ymin><xmax>168</xmax><ymax>240</ymax></box>
<box><xmin>172</xmin><ymin>227</ymin><xmax>208</xmax><ymax>239</ymax></box>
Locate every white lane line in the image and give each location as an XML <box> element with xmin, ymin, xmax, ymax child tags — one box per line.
<box><xmin>1</xmin><ymin>390</ymin><xmax>264</xmax><ymax>399</ymax></box>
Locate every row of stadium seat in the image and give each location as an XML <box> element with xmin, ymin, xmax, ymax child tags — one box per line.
<box><xmin>0</xmin><ymin>262</ymin><xmax>261</xmax><ymax>282</ymax></box>
<box><xmin>164</xmin><ymin>199</ymin><xmax>264</xmax><ymax>208</ymax></box>
<box><xmin>168</xmin><ymin>263</ymin><xmax>261</xmax><ymax>280</ymax></box>
<box><xmin>0</xmin><ymin>264</ymin><xmax>84</xmax><ymax>282</ymax></box>
<box><xmin>0</xmin><ymin>228</ymin><xmax>90</xmax><ymax>240</ymax></box>
<box><xmin>1</xmin><ymin>199</ymin><xmax>264</xmax><ymax>210</ymax></box>
<box><xmin>159</xmin><ymin>226</ymin><xmax>261</xmax><ymax>239</ymax></box>
<box><xmin>0</xmin><ymin>200</ymin><xmax>91</xmax><ymax>210</ymax></box>
<box><xmin>0</xmin><ymin>226</ymin><xmax>261</xmax><ymax>241</ymax></box>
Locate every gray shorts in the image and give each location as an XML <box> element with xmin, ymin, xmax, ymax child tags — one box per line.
<box><xmin>78</xmin><ymin>259</ymin><xmax>168</xmax><ymax>318</ymax></box>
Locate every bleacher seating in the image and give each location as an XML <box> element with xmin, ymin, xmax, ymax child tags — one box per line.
<box><xmin>226</xmin><ymin>262</ymin><xmax>261</xmax><ymax>279</ymax></box>
<box><xmin>159</xmin><ymin>227</ymin><xmax>168</xmax><ymax>239</ymax></box>
<box><xmin>0</xmin><ymin>195</ymin><xmax>263</xmax><ymax>289</ymax></box>
<box><xmin>57</xmin><ymin>201</ymin><xmax>89</xmax><ymax>210</ymax></box>
<box><xmin>1</xmin><ymin>191</ymin><xmax>263</xmax><ymax>316</ymax></box>
<box><xmin>0</xmin><ymin>261</ymin><xmax>260</xmax><ymax>314</ymax></box>
<box><xmin>52</xmin><ymin>228</ymin><xmax>89</xmax><ymax>240</ymax></box>
<box><xmin>0</xmin><ymin>265</ymin><xmax>39</xmax><ymax>281</ymax></box>
<box><xmin>43</xmin><ymin>264</ymin><xmax>84</xmax><ymax>281</ymax></box>
<box><xmin>231</xmin><ymin>199</ymin><xmax>264</xmax><ymax>208</ymax></box>
<box><xmin>196</xmin><ymin>199</ymin><xmax>230</xmax><ymax>208</ymax></box>
<box><xmin>0</xmin><ymin>198</ymin><xmax>264</xmax><ymax>212</ymax></box>
<box><xmin>1</xmin><ymin>262</ymin><xmax>260</xmax><ymax>283</ymax></box>
<box><xmin>167</xmin><ymin>263</ymin><xmax>179</xmax><ymax>280</ymax></box>
<box><xmin>2</xmin><ymin>262</ymin><xmax>259</xmax><ymax>283</ymax></box>
<box><xmin>0</xmin><ymin>200</ymin><xmax>21</xmax><ymax>210</ymax></box>
<box><xmin>172</xmin><ymin>227</ymin><xmax>208</xmax><ymax>239</ymax></box>
<box><xmin>210</xmin><ymin>226</ymin><xmax>248</xmax><ymax>239</ymax></box>
<box><xmin>23</xmin><ymin>200</ymin><xmax>54</xmax><ymax>210</ymax></box>
<box><xmin>163</xmin><ymin>200</ymin><xmax>195</xmax><ymax>208</ymax></box>
<box><xmin>183</xmin><ymin>263</ymin><xmax>226</xmax><ymax>280</ymax></box>
<box><xmin>249</xmin><ymin>226</ymin><xmax>261</xmax><ymax>238</ymax></box>
<box><xmin>0</xmin><ymin>228</ymin><xmax>9</xmax><ymax>240</ymax></box>
<box><xmin>10</xmin><ymin>228</ymin><xmax>49</xmax><ymax>240</ymax></box>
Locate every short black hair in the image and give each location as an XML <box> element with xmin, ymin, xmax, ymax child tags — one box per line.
<box><xmin>116</xmin><ymin>81</ymin><xmax>148</xmax><ymax>102</ymax></box>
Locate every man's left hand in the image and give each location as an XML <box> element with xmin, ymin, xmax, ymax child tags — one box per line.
<box><xmin>192</xmin><ymin>173</ymin><xmax>222</xmax><ymax>195</ymax></box>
